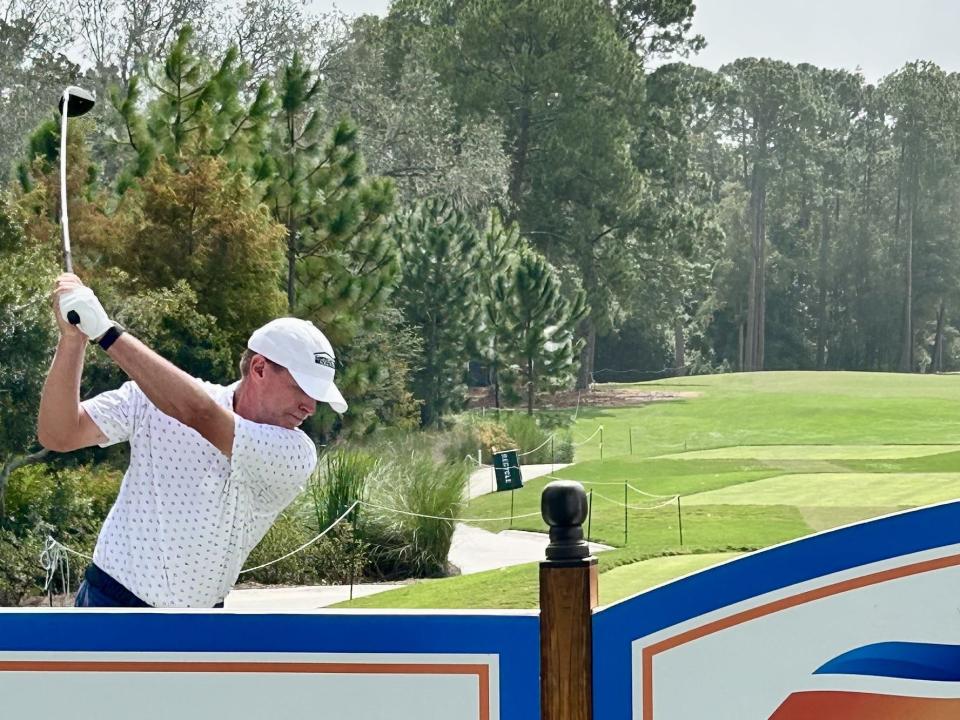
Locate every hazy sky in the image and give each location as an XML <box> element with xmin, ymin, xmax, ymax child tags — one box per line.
<box><xmin>314</xmin><ymin>0</ymin><xmax>960</xmax><ymax>84</ymax></box>
<box><xmin>688</xmin><ymin>0</ymin><xmax>960</xmax><ymax>83</ymax></box>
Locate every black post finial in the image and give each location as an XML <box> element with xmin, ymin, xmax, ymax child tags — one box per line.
<box><xmin>541</xmin><ymin>480</ymin><xmax>590</xmax><ymax>562</ymax></box>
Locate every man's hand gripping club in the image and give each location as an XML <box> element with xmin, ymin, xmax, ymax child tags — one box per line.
<box><xmin>56</xmin><ymin>274</ymin><xmax>113</xmax><ymax>341</ymax></box>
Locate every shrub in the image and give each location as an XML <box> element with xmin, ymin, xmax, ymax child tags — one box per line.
<box><xmin>441</xmin><ymin>418</ymin><xmax>515</xmax><ymax>465</ymax></box>
<box><xmin>0</xmin><ymin>528</ymin><xmax>47</xmax><ymax>605</ymax></box>
<box><xmin>554</xmin><ymin>433</ymin><xmax>575</xmax><ymax>463</ymax></box>
<box><xmin>364</xmin><ymin>452</ymin><xmax>467</xmax><ymax>578</ymax></box>
<box><xmin>241</xmin><ymin>514</ymin><xmax>368</xmax><ymax>586</ymax></box>
<box><xmin>4</xmin><ymin>463</ymin><xmax>119</xmax><ymax>550</ymax></box>
<box><xmin>502</xmin><ymin>413</ymin><xmax>550</xmax><ymax>464</ymax></box>
<box><xmin>308</xmin><ymin>450</ymin><xmax>378</xmax><ymax>531</ymax></box>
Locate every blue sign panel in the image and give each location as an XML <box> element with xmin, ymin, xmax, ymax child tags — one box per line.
<box><xmin>592</xmin><ymin>500</ymin><xmax>960</xmax><ymax>720</ymax></box>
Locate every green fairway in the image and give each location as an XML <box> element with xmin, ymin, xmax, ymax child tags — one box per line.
<box><xmin>684</xmin><ymin>472</ymin><xmax>960</xmax><ymax>507</ymax></box>
<box><xmin>598</xmin><ymin>552</ymin><xmax>741</xmax><ymax>606</ymax></box>
<box><xmin>657</xmin><ymin>444</ymin><xmax>960</xmax><ymax>460</ymax></box>
<box><xmin>341</xmin><ymin>372</ymin><xmax>960</xmax><ymax>610</ymax></box>
<box><xmin>569</xmin><ymin>371</ymin><xmax>960</xmax><ymax>462</ymax></box>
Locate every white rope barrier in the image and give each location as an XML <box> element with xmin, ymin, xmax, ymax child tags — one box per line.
<box><xmin>626</xmin><ymin>483</ymin><xmax>677</xmax><ymax>500</ymax></box>
<box><xmin>465</xmin><ymin>456</ymin><xmax>524</xmax><ymax>471</ymax></box>
<box><xmin>40</xmin><ymin>492</ymin><xmax>546</xmax><ymax>587</ymax></box>
<box><xmin>517</xmin><ymin>434</ymin><xmax>556</xmax><ymax>457</ymax></box>
<box><xmin>572</xmin><ymin>425</ymin><xmax>602</xmax><ymax>447</ymax></box>
<box><xmin>41</xmin><ymin>538</ymin><xmax>71</xmax><ymax>596</ymax></box>
<box><xmin>359</xmin><ymin>499</ymin><xmax>542</xmax><ymax>522</ymax></box>
<box><xmin>558</xmin><ymin>477</ymin><xmax>675</xmax><ymax>500</ymax></box>
<box><xmin>239</xmin><ymin>500</ymin><xmax>360</xmax><ymax>574</ymax></box>
<box><xmin>43</xmin><ymin>535</ymin><xmax>93</xmax><ymax>562</ymax></box>
<box><xmin>589</xmin><ymin>492</ymin><xmax>679</xmax><ymax>511</ymax></box>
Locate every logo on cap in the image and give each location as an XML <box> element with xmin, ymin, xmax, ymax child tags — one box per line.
<box><xmin>314</xmin><ymin>351</ymin><xmax>335</xmax><ymax>369</ymax></box>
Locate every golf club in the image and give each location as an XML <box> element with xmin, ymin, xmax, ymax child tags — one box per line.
<box><xmin>58</xmin><ymin>85</ymin><xmax>95</xmax><ymax>275</ymax></box>
<box><xmin>58</xmin><ymin>86</ymin><xmax>95</xmax><ymax>325</ymax></box>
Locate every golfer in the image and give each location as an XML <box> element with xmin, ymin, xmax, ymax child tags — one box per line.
<box><xmin>37</xmin><ymin>273</ymin><xmax>347</xmax><ymax>608</ymax></box>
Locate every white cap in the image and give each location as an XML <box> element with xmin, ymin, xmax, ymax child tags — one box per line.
<box><xmin>247</xmin><ymin>318</ymin><xmax>347</xmax><ymax>413</ymax></box>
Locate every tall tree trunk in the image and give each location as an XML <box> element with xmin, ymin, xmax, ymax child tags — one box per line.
<box><xmin>757</xmin><ymin>187</ymin><xmax>767</xmax><ymax>369</ymax></box>
<box><xmin>673</xmin><ymin>316</ymin><xmax>686</xmax><ymax>374</ymax></box>
<box><xmin>746</xmin><ymin>170</ymin><xmax>766</xmax><ymax>371</ymax></box>
<box><xmin>738</xmin><ymin>319</ymin><xmax>745</xmax><ymax>372</ymax></box>
<box><xmin>576</xmin><ymin>320</ymin><xmax>596</xmax><ymax>390</ymax></box>
<box><xmin>508</xmin><ymin>103</ymin><xmax>531</xmax><ymax>220</ymax></box>
<box><xmin>933</xmin><ymin>300</ymin><xmax>946</xmax><ymax>373</ymax></box>
<box><xmin>899</xmin><ymin>198</ymin><xmax>914</xmax><ymax>372</ymax></box>
<box><xmin>816</xmin><ymin>200</ymin><xmax>831</xmax><ymax>369</ymax></box>
<box><xmin>286</xmin><ymin>227</ymin><xmax>297</xmax><ymax>312</ymax></box>
<box><xmin>527</xmin><ymin>358</ymin><xmax>535</xmax><ymax>415</ymax></box>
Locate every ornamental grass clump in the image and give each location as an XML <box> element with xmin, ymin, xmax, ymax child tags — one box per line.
<box><xmin>365</xmin><ymin>451</ymin><xmax>467</xmax><ymax>579</ymax></box>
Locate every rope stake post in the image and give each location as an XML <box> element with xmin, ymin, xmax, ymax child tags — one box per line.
<box><xmin>629</xmin><ymin>427</ymin><xmax>633</xmax><ymax>455</ymax></box>
<box><xmin>677</xmin><ymin>495</ymin><xmax>684</xmax><ymax>546</ymax></box>
<box><xmin>623</xmin><ymin>481</ymin><xmax>628</xmax><ymax>545</ymax></box>
<box><xmin>600</xmin><ymin>426</ymin><xmax>604</xmax><ymax>462</ymax></box>
<box><xmin>539</xmin><ymin>481</ymin><xmax>596</xmax><ymax>720</ymax></box>
<box><xmin>586</xmin><ymin>490</ymin><xmax>593</xmax><ymax>543</ymax></box>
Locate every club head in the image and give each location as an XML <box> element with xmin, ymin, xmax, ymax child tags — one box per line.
<box><xmin>58</xmin><ymin>86</ymin><xmax>96</xmax><ymax>117</ymax></box>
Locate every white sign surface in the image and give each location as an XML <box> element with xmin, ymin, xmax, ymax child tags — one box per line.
<box><xmin>0</xmin><ymin>652</ymin><xmax>497</xmax><ymax>720</ymax></box>
<box><xmin>632</xmin><ymin>545</ymin><xmax>960</xmax><ymax>719</ymax></box>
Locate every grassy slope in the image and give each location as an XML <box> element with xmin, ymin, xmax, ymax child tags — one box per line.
<box><xmin>336</xmin><ymin>371</ymin><xmax>960</xmax><ymax>609</ymax></box>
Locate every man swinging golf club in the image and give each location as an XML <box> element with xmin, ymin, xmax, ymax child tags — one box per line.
<box><xmin>38</xmin><ymin>277</ymin><xmax>346</xmax><ymax>607</ymax></box>
<box><xmin>38</xmin><ymin>85</ymin><xmax>345</xmax><ymax>608</ymax></box>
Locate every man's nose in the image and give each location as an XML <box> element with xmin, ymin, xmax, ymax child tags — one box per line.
<box><xmin>299</xmin><ymin>396</ymin><xmax>317</xmax><ymax>416</ymax></box>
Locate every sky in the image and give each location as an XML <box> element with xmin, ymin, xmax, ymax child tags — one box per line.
<box><xmin>312</xmin><ymin>0</ymin><xmax>960</xmax><ymax>84</ymax></box>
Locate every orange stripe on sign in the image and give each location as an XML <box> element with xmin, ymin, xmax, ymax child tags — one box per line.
<box><xmin>640</xmin><ymin>552</ymin><xmax>960</xmax><ymax>719</ymax></box>
<box><xmin>0</xmin><ymin>660</ymin><xmax>490</xmax><ymax>720</ymax></box>
<box><xmin>769</xmin><ymin>691</ymin><xmax>960</xmax><ymax>720</ymax></box>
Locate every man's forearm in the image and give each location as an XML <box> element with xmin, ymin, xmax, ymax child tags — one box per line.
<box><xmin>37</xmin><ymin>336</ymin><xmax>87</xmax><ymax>447</ymax></box>
<box><xmin>106</xmin><ymin>332</ymin><xmax>216</xmax><ymax>427</ymax></box>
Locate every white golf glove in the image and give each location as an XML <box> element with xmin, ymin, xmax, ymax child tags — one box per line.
<box><xmin>59</xmin><ymin>287</ymin><xmax>113</xmax><ymax>341</ymax></box>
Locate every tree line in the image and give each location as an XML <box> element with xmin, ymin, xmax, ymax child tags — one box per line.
<box><xmin>2</xmin><ymin>0</ymin><xmax>959</xmax><ymax>497</ymax></box>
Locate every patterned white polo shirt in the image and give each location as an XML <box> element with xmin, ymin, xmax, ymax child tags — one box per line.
<box><xmin>81</xmin><ymin>379</ymin><xmax>317</xmax><ymax>607</ymax></box>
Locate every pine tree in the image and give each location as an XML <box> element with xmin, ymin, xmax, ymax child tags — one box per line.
<box><xmin>112</xmin><ymin>25</ymin><xmax>274</xmax><ymax>189</ymax></box>
<box><xmin>261</xmin><ymin>51</ymin><xmax>396</xmax><ymax>316</ymax></box>
<box><xmin>391</xmin><ymin>198</ymin><xmax>481</xmax><ymax>426</ymax></box>
<box><xmin>476</xmin><ymin>209</ymin><xmax>523</xmax><ymax>408</ymax></box>
<box><xmin>505</xmin><ymin>250</ymin><xmax>587</xmax><ymax>414</ymax></box>
<box><xmin>261</xmin><ymin>51</ymin><xmax>398</xmax><ymax>433</ymax></box>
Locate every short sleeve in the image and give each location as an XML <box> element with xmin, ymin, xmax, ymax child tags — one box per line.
<box><xmin>231</xmin><ymin>417</ymin><xmax>318</xmax><ymax>513</ymax></box>
<box><xmin>80</xmin><ymin>381</ymin><xmax>144</xmax><ymax>447</ymax></box>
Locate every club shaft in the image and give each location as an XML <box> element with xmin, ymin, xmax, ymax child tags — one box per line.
<box><xmin>60</xmin><ymin>92</ymin><xmax>72</xmax><ymax>274</ymax></box>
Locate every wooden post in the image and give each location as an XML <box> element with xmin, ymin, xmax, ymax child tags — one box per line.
<box><xmin>540</xmin><ymin>481</ymin><xmax>597</xmax><ymax>720</ymax></box>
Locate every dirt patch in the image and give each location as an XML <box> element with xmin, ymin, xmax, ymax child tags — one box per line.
<box><xmin>467</xmin><ymin>386</ymin><xmax>699</xmax><ymax>410</ymax></box>
<box><xmin>19</xmin><ymin>591</ymin><xmax>75</xmax><ymax>607</ymax></box>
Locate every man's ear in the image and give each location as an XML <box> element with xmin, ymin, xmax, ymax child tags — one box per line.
<box><xmin>250</xmin><ymin>354</ymin><xmax>268</xmax><ymax>379</ymax></box>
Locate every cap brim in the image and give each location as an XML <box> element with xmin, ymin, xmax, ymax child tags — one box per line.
<box><xmin>289</xmin><ymin>369</ymin><xmax>348</xmax><ymax>414</ymax></box>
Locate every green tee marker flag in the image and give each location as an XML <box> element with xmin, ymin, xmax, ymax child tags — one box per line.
<box><xmin>493</xmin><ymin>449</ymin><xmax>523</xmax><ymax>491</ymax></box>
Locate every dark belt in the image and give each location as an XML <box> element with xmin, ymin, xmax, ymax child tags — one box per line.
<box><xmin>83</xmin><ymin>563</ymin><xmax>226</xmax><ymax>609</ymax></box>
<box><xmin>83</xmin><ymin>563</ymin><xmax>152</xmax><ymax>607</ymax></box>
